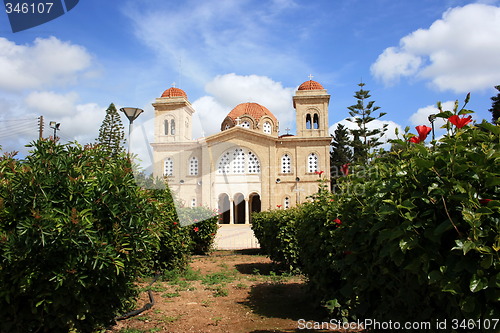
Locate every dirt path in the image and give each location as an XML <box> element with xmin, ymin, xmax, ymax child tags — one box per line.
<box><xmin>107</xmin><ymin>250</ymin><xmax>363</xmax><ymax>333</ymax></box>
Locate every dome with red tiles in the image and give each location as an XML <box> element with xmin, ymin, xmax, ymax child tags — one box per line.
<box><xmin>227</xmin><ymin>102</ymin><xmax>277</xmax><ymax>123</ymax></box>
<box><xmin>161</xmin><ymin>87</ymin><xmax>187</xmax><ymax>98</ymax></box>
<box><xmin>298</xmin><ymin>80</ymin><xmax>324</xmax><ymax>90</ymax></box>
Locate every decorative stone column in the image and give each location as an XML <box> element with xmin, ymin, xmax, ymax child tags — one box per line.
<box><xmin>229</xmin><ymin>199</ymin><xmax>234</xmax><ymax>224</ymax></box>
<box><xmin>245</xmin><ymin>198</ymin><xmax>250</xmax><ymax>224</ymax></box>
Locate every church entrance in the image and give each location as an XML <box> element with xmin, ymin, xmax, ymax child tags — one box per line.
<box><xmin>218</xmin><ymin>193</ymin><xmax>230</xmax><ymax>224</ymax></box>
<box><xmin>249</xmin><ymin>193</ymin><xmax>261</xmax><ymax>224</ymax></box>
<box><xmin>234</xmin><ymin>193</ymin><xmax>245</xmax><ymax>224</ymax></box>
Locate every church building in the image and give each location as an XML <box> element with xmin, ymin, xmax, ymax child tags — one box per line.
<box><xmin>151</xmin><ymin>79</ymin><xmax>331</xmax><ymax>224</ymax></box>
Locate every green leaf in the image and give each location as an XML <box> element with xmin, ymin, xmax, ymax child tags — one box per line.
<box><xmin>469</xmin><ymin>274</ymin><xmax>488</xmax><ymax>292</ymax></box>
<box><xmin>414</xmin><ymin>158</ymin><xmax>433</xmax><ymax>169</ymax></box>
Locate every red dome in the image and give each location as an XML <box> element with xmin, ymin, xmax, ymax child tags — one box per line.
<box><xmin>298</xmin><ymin>80</ymin><xmax>324</xmax><ymax>90</ymax></box>
<box><xmin>161</xmin><ymin>87</ymin><xmax>187</xmax><ymax>98</ymax></box>
<box><xmin>227</xmin><ymin>102</ymin><xmax>277</xmax><ymax>123</ymax></box>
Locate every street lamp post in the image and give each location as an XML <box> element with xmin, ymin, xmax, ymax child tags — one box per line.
<box><xmin>428</xmin><ymin>114</ymin><xmax>436</xmax><ymax>141</ymax></box>
<box><xmin>49</xmin><ymin>121</ymin><xmax>60</xmax><ymax>140</ymax></box>
<box><xmin>119</xmin><ymin>107</ymin><xmax>144</xmax><ymax>153</ymax></box>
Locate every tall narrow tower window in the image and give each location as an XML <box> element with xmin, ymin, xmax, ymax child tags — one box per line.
<box><xmin>171</xmin><ymin>120</ymin><xmax>176</xmax><ymax>135</ymax></box>
<box><xmin>164</xmin><ymin>119</ymin><xmax>169</xmax><ymax>135</ymax></box>
<box><xmin>164</xmin><ymin>157</ymin><xmax>174</xmax><ymax>176</ymax></box>
<box><xmin>306</xmin><ymin>114</ymin><xmax>312</xmax><ymax>129</ymax></box>
<box><xmin>281</xmin><ymin>154</ymin><xmax>292</xmax><ymax>173</ymax></box>
<box><xmin>307</xmin><ymin>153</ymin><xmax>318</xmax><ymax>173</ymax></box>
<box><xmin>189</xmin><ymin>156</ymin><xmax>199</xmax><ymax>176</ymax></box>
<box><xmin>313</xmin><ymin>114</ymin><xmax>319</xmax><ymax>129</ymax></box>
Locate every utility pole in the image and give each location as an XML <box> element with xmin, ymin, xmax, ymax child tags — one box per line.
<box><xmin>38</xmin><ymin>116</ymin><xmax>44</xmax><ymax>139</ymax></box>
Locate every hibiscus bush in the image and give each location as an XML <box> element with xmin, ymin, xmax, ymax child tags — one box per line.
<box><xmin>178</xmin><ymin>206</ymin><xmax>219</xmax><ymax>254</ymax></box>
<box><xmin>251</xmin><ymin>208</ymin><xmax>302</xmax><ymax>272</ymax></box>
<box><xmin>297</xmin><ymin>105</ymin><xmax>499</xmax><ymax>323</ymax></box>
<box><xmin>0</xmin><ymin>140</ymin><xmax>163</xmax><ymax>332</ymax></box>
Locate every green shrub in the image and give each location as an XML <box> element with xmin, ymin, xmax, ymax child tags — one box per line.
<box><xmin>0</xmin><ymin>140</ymin><xmax>161</xmax><ymax>333</ymax></box>
<box><xmin>178</xmin><ymin>206</ymin><xmax>219</xmax><ymax>254</ymax></box>
<box><xmin>252</xmin><ymin>208</ymin><xmax>301</xmax><ymax>272</ymax></box>
<box><xmin>148</xmin><ymin>188</ymin><xmax>191</xmax><ymax>272</ymax></box>
<box><xmin>297</xmin><ymin>117</ymin><xmax>499</xmax><ymax>322</ymax></box>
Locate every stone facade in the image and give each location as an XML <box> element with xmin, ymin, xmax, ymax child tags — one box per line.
<box><xmin>151</xmin><ymin>80</ymin><xmax>331</xmax><ymax>224</ymax></box>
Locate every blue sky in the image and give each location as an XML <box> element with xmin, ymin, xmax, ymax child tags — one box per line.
<box><xmin>1</xmin><ymin>0</ymin><xmax>499</xmax><ymax>169</ymax></box>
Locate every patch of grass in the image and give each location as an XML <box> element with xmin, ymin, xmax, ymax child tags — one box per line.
<box><xmin>135</xmin><ymin>315</ymin><xmax>150</xmax><ymax>322</ymax></box>
<box><xmin>211</xmin><ymin>316</ymin><xmax>223</xmax><ymax>326</ymax></box>
<box><xmin>235</xmin><ymin>282</ymin><xmax>248</xmax><ymax>289</ymax></box>
<box><xmin>211</xmin><ymin>285</ymin><xmax>229</xmax><ymax>297</ymax></box>
<box><xmin>202</xmin><ymin>270</ymin><xmax>236</xmax><ymax>286</ymax></box>
<box><xmin>201</xmin><ymin>299</ymin><xmax>213</xmax><ymax>307</ymax></box>
<box><xmin>161</xmin><ymin>292</ymin><xmax>181</xmax><ymax>298</ymax></box>
<box><xmin>149</xmin><ymin>329</ymin><xmax>162</xmax><ymax>333</ymax></box>
<box><xmin>174</xmin><ymin>280</ymin><xmax>194</xmax><ymax>291</ymax></box>
<box><xmin>160</xmin><ymin>315</ymin><xmax>180</xmax><ymax>323</ymax></box>
<box><xmin>183</xmin><ymin>267</ymin><xmax>202</xmax><ymax>281</ymax></box>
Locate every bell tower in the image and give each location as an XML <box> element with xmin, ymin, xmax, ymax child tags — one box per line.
<box><xmin>153</xmin><ymin>86</ymin><xmax>194</xmax><ymax>143</ymax></box>
<box><xmin>293</xmin><ymin>77</ymin><xmax>330</xmax><ymax>137</ymax></box>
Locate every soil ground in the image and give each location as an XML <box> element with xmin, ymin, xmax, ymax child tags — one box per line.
<box><xmin>106</xmin><ymin>250</ymin><xmax>364</xmax><ymax>333</ymax></box>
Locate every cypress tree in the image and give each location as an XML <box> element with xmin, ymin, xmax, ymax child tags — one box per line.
<box><xmin>347</xmin><ymin>82</ymin><xmax>387</xmax><ymax>163</ymax></box>
<box><xmin>330</xmin><ymin>123</ymin><xmax>353</xmax><ymax>177</ymax></box>
<box><xmin>96</xmin><ymin>103</ymin><xmax>126</xmax><ymax>156</ymax></box>
<box><xmin>488</xmin><ymin>85</ymin><xmax>500</xmax><ymax>124</ymax></box>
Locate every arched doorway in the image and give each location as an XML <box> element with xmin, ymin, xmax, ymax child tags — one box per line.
<box><xmin>234</xmin><ymin>193</ymin><xmax>245</xmax><ymax>224</ymax></box>
<box><xmin>218</xmin><ymin>193</ymin><xmax>230</xmax><ymax>224</ymax></box>
<box><xmin>249</xmin><ymin>193</ymin><xmax>261</xmax><ymax>224</ymax></box>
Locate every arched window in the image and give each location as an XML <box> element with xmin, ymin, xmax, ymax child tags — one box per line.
<box><xmin>263</xmin><ymin>121</ymin><xmax>271</xmax><ymax>134</ymax></box>
<box><xmin>284</xmin><ymin>197</ymin><xmax>290</xmax><ymax>209</ymax></box>
<box><xmin>313</xmin><ymin>114</ymin><xmax>319</xmax><ymax>129</ymax></box>
<box><xmin>164</xmin><ymin>119</ymin><xmax>169</xmax><ymax>135</ymax></box>
<box><xmin>216</xmin><ymin>148</ymin><xmax>260</xmax><ymax>175</ymax></box>
<box><xmin>232</xmin><ymin>148</ymin><xmax>245</xmax><ymax>174</ymax></box>
<box><xmin>164</xmin><ymin>157</ymin><xmax>173</xmax><ymax>176</ymax></box>
<box><xmin>248</xmin><ymin>151</ymin><xmax>261</xmax><ymax>173</ymax></box>
<box><xmin>171</xmin><ymin>119</ymin><xmax>176</xmax><ymax>135</ymax></box>
<box><xmin>188</xmin><ymin>156</ymin><xmax>198</xmax><ymax>176</ymax></box>
<box><xmin>281</xmin><ymin>154</ymin><xmax>291</xmax><ymax>173</ymax></box>
<box><xmin>217</xmin><ymin>151</ymin><xmax>231</xmax><ymax>174</ymax></box>
<box><xmin>307</xmin><ymin>153</ymin><xmax>318</xmax><ymax>173</ymax></box>
<box><xmin>306</xmin><ymin>114</ymin><xmax>312</xmax><ymax>129</ymax></box>
<box><xmin>241</xmin><ymin>121</ymin><xmax>250</xmax><ymax>128</ymax></box>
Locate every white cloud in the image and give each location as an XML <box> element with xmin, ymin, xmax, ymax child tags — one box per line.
<box><xmin>329</xmin><ymin>119</ymin><xmax>403</xmax><ymax>150</ymax></box>
<box><xmin>123</xmin><ymin>0</ymin><xmax>307</xmax><ymax>84</ymax></box>
<box><xmin>25</xmin><ymin>91</ymin><xmax>79</xmax><ymax>117</ymax></box>
<box><xmin>409</xmin><ymin>101</ymin><xmax>456</xmax><ymax>127</ymax></box>
<box><xmin>192</xmin><ymin>73</ymin><xmax>295</xmax><ymax>137</ymax></box>
<box><xmin>371</xmin><ymin>4</ymin><xmax>500</xmax><ymax>93</ymax></box>
<box><xmin>0</xmin><ymin>37</ymin><xmax>92</xmax><ymax>91</ymax></box>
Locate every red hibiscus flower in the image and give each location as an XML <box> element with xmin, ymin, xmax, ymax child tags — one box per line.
<box><xmin>341</xmin><ymin>163</ymin><xmax>350</xmax><ymax>176</ymax></box>
<box><xmin>479</xmin><ymin>199</ymin><xmax>492</xmax><ymax>206</ymax></box>
<box><xmin>173</xmin><ymin>222</ymin><xmax>178</xmax><ymax>225</ymax></box>
<box><xmin>409</xmin><ymin>125</ymin><xmax>432</xmax><ymax>143</ymax></box>
<box><xmin>448</xmin><ymin>115</ymin><xmax>472</xmax><ymax>128</ymax></box>
<box><xmin>314</xmin><ymin>170</ymin><xmax>325</xmax><ymax>176</ymax></box>
<box><xmin>193</xmin><ymin>227</ymin><xmax>199</xmax><ymax>232</ymax></box>
<box><xmin>333</xmin><ymin>218</ymin><xmax>342</xmax><ymax>225</ymax></box>
<box><xmin>276</xmin><ymin>204</ymin><xmax>282</xmax><ymax>208</ymax></box>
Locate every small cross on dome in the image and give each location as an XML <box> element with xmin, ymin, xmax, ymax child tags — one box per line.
<box><xmin>308</xmin><ymin>74</ymin><xmax>314</xmax><ymax>80</ymax></box>
<box><xmin>171</xmin><ymin>82</ymin><xmax>177</xmax><ymax>88</ymax></box>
